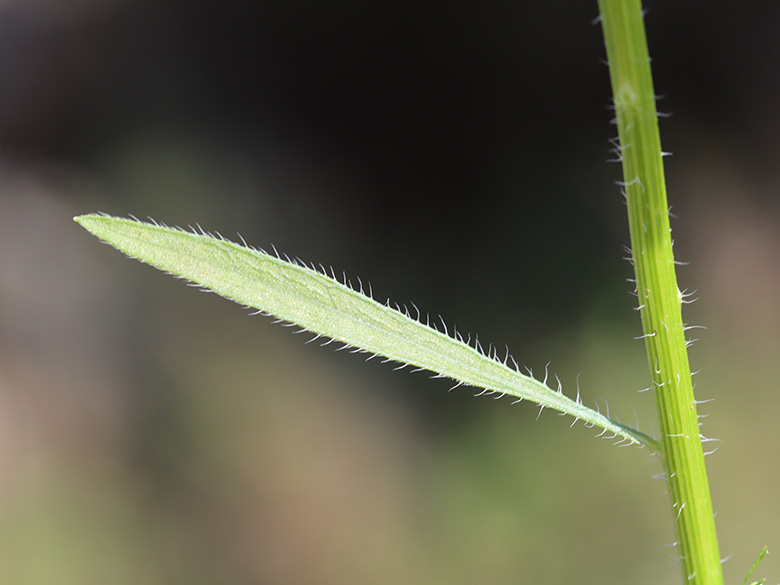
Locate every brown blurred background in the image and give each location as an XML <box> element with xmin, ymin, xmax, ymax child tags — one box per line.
<box><xmin>1</xmin><ymin>1</ymin><xmax>779</xmax><ymax>583</ymax></box>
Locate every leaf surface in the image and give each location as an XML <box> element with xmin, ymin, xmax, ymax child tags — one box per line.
<box><xmin>75</xmin><ymin>214</ymin><xmax>659</xmax><ymax>450</ymax></box>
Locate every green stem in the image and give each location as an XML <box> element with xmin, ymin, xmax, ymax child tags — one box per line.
<box><xmin>597</xmin><ymin>1</ymin><xmax>723</xmax><ymax>584</ymax></box>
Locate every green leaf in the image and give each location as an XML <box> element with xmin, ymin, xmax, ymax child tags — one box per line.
<box><xmin>742</xmin><ymin>546</ymin><xmax>769</xmax><ymax>585</ymax></box>
<box><xmin>75</xmin><ymin>214</ymin><xmax>659</xmax><ymax>450</ymax></box>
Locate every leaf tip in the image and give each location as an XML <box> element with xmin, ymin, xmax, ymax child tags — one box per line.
<box><xmin>74</xmin><ymin>213</ymin><xmax>99</xmax><ymax>228</ymax></box>
<box><xmin>74</xmin><ymin>213</ymin><xmax>115</xmax><ymax>237</ymax></box>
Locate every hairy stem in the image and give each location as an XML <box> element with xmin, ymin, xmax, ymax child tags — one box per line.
<box><xmin>598</xmin><ymin>1</ymin><xmax>723</xmax><ymax>583</ymax></box>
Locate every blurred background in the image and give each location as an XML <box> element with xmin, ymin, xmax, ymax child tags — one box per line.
<box><xmin>1</xmin><ymin>0</ymin><xmax>779</xmax><ymax>583</ymax></box>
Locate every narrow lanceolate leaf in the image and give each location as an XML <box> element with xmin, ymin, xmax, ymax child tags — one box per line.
<box><xmin>75</xmin><ymin>214</ymin><xmax>659</xmax><ymax>450</ymax></box>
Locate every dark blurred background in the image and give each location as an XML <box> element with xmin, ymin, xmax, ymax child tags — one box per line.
<box><xmin>1</xmin><ymin>1</ymin><xmax>779</xmax><ymax>583</ymax></box>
